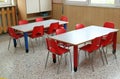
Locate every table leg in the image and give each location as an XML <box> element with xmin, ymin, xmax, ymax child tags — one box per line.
<box><xmin>52</xmin><ymin>54</ymin><xmax>56</xmax><ymax>63</ymax></box>
<box><xmin>13</xmin><ymin>39</ymin><xmax>17</xmax><ymax>47</ymax></box>
<box><xmin>74</xmin><ymin>45</ymin><xmax>78</xmax><ymax>72</ymax></box>
<box><xmin>112</xmin><ymin>32</ymin><xmax>117</xmax><ymax>55</ymax></box>
<box><xmin>63</xmin><ymin>24</ymin><xmax>67</xmax><ymax>30</ymax></box>
<box><xmin>23</xmin><ymin>32</ymin><xmax>29</xmax><ymax>53</ymax></box>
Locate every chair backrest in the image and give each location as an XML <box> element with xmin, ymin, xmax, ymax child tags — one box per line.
<box><xmin>60</xmin><ymin>16</ymin><xmax>68</xmax><ymax>22</ymax></box>
<box><xmin>103</xmin><ymin>22</ymin><xmax>114</xmax><ymax>41</ymax></box>
<box><xmin>56</xmin><ymin>28</ymin><xmax>66</xmax><ymax>35</ymax></box>
<box><xmin>75</xmin><ymin>24</ymin><xmax>85</xmax><ymax>30</ymax></box>
<box><xmin>47</xmin><ymin>22</ymin><xmax>59</xmax><ymax>34</ymax></box>
<box><xmin>46</xmin><ymin>38</ymin><xmax>50</xmax><ymax>50</ymax></box>
<box><xmin>18</xmin><ymin>20</ymin><xmax>28</xmax><ymax>25</ymax></box>
<box><xmin>46</xmin><ymin>38</ymin><xmax>58</xmax><ymax>54</ymax></box>
<box><xmin>105</xmin><ymin>32</ymin><xmax>114</xmax><ymax>43</ymax></box>
<box><xmin>103</xmin><ymin>22</ymin><xmax>114</xmax><ymax>28</ymax></box>
<box><xmin>35</xmin><ymin>17</ymin><xmax>44</xmax><ymax>22</ymax></box>
<box><xmin>8</xmin><ymin>27</ymin><xmax>19</xmax><ymax>39</ymax></box>
<box><xmin>31</xmin><ymin>26</ymin><xmax>44</xmax><ymax>37</ymax></box>
<box><xmin>91</xmin><ymin>36</ymin><xmax>102</xmax><ymax>47</ymax></box>
<box><xmin>59</xmin><ymin>26</ymin><xmax>64</xmax><ymax>29</ymax></box>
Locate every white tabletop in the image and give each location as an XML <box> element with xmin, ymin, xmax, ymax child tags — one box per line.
<box><xmin>51</xmin><ymin>26</ymin><xmax>119</xmax><ymax>45</ymax></box>
<box><xmin>12</xmin><ymin>19</ymin><xmax>68</xmax><ymax>32</ymax></box>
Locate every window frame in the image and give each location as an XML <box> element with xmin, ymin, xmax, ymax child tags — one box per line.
<box><xmin>64</xmin><ymin>0</ymin><xmax>88</xmax><ymax>6</ymax></box>
<box><xmin>0</xmin><ymin>0</ymin><xmax>11</xmax><ymax>5</ymax></box>
<box><xmin>64</xmin><ymin>0</ymin><xmax>120</xmax><ymax>8</ymax></box>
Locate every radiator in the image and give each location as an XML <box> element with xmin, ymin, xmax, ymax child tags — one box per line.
<box><xmin>0</xmin><ymin>6</ymin><xmax>17</xmax><ymax>34</ymax></box>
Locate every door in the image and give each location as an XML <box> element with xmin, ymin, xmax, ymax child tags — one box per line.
<box><xmin>26</xmin><ymin>0</ymin><xmax>40</xmax><ymax>14</ymax></box>
<box><xmin>40</xmin><ymin>0</ymin><xmax>52</xmax><ymax>12</ymax></box>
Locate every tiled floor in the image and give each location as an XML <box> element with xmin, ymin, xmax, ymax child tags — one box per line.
<box><xmin>0</xmin><ymin>34</ymin><xmax>120</xmax><ymax>79</ymax></box>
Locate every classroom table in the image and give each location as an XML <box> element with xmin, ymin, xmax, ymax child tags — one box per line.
<box><xmin>50</xmin><ymin>25</ymin><xmax>119</xmax><ymax>72</ymax></box>
<box><xmin>12</xmin><ymin>19</ymin><xmax>68</xmax><ymax>53</ymax></box>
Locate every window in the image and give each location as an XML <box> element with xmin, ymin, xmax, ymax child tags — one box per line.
<box><xmin>0</xmin><ymin>0</ymin><xmax>11</xmax><ymax>5</ymax></box>
<box><xmin>0</xmin><ymin>0</ymin><xmax>5</xmax><ymax>2</ymax></box>
<box><xmin>64</xmin><ymin>0</ymin><xmax>88</xmax><ymax>5</ymax></box>
<box><xmin>65</xmin><ymin>0</ymin><xmax>120</xmax><ymax>7</ymax></box>
<box><xmin>91</xmin><ymin>0</ymin><xmax>115</xmax><ymax>5</ymax></box>
<box><xmin>68</xmin><ymin>0</ymin><xmax>86</xmax><ymax>1</ymax></box>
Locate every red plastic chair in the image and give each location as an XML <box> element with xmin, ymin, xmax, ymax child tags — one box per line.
<box><xmin>59</xmin><ymin>26</ymin><xmax>64</xmax><ymax>29</ymax></box>
<box><xmin>56</xmin><ymin>28</ymin><xmax>72</xmax><ymax>48</ymax></box>
<box><xmin>18</xmin><ymin>20</ymin><xmax>28</xmax><ymax>25</ymax></box>
<box><xmin>45</xmin><ymin>38</ymin><xmax>72</xmax><ymax>74</ymax></box>
<box><xmin>101</xmin><ymin>33</ymin><xmax>114</xmax><ymax>48</ymax></box>
<box><xmin>56</xmin><ymin>28</ymin><xmax>66</xmax><ymax>35</ymax></box>
<box><xmin>103</xmin><ymin>21</ymin><xmax>114</xmax><ymax>40</ymax></box>
<box><xmin>28</xmin><ymin>26</ymin><xmax>44</xmax><ymax>52</ymax></box>
<box><xmin>60</xmin><ymin>16</ymin><xmax>68</xmax><ymax>22</ymax></box>
<box><xmin>103</xmin><ymin>22</ymin><xmax>114</xmax><ymax>28</ymax></box>
<box><xmin>102</xmin><ymin>22</ymin><xmax>114</xmax><ymax>39</ymax></box>
<box><xmin>18</xmin><ymin>20</ymin><xmax>29</xmax><ymax>34</ymax></box>
<box><xmin>75</xmin><ymin>24</ymin><xmax>85</xmax><ymax>30</ymax></box>
<box><xmin>59</xmin><ymin>16</ymin><xmax>68</xmax><ymax>29</ymax></box>
<box><xmin>35</xmin><ymin>17</ymin><xmax>44</xmax><ymax>22</ymax></box>
<box><xmin>46</xmin><ymin>22</ymin><xmax>59</xmax><ymax>36</ymax></box>
<box><xmin>101</xmin><ymin>32</ymin><xmax>115</xmax><ymax>63</ymax></box>
<box><xmin>79</xmin><ymin>36</ymin><xmax>104</xmax><ymax>71</ymax></box>
<box><xmin>102</xmin><ymin>22</ymin><xmax>115</xmax><ymax>59</ymax></box>
<box><xmin>8</xmin><ymin>27</ymin><xmax>23</xmax><ymax>50</ymax></box>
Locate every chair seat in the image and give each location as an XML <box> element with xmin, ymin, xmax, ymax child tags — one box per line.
<box><xmin>12</xmin><ymin>33</ymin><xmax>23</xmax><ymax>39</ymax></box>
<box><xmin>49</xmin><ymin>46</ymin><xmax>69</xmax><ymax>55</ymax></box>
<box><xmin>15</xmin><ymin>29</ymin><xmax>32</xmax><ymax>36</ymax></box>
<box><xmin>63</xmin><ymin>43</ymin><xmax>71</xmax><ymax>47</ymax></box>
<box><xmin>101</xmin><ymin>39</ymin><xmax>112</xmax><ymax>47</ymax></box>
<box><xmin>29</xmin><ymin>33</ymin><xmax>42</xmax><ymax>38</ymax></box>
<box><xmin>58</xmin><ymin>42</ymin><xmax>71</xmax><ymax>47</ymax></box>
<box><xmin>80</xmin><ymin>44</ymin><xmax>100</xmax><ymax>53</ymax></box>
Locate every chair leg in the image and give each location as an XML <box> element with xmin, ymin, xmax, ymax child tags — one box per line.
<box><xmin>38</xmin><ymin>37</ymin><xmax>43</xmax><ymax>46</ymax></box>
<box><xmin>102</xmin><ymin>47</ymin><xmax>108</xmax><ymax>64</ymax></box>
<box><xmin>114</xmin><ymin>53</ymin><xmax>117</xmax><ymax>59</ymax></box>
<box><xmin>45</xmin><ymin>51</ymin><xmax>50</xmax><ymax>69</ymax></box>
<box><xmin>79</xmin><ymin>49</ymin><xmax>87</xmax><ymax>58</ymax></box>
<box><xmin>99</xmin><ymin>49</ymin><xmax>105</xmax><ymax>65</ymax></box>
<box><xmin>35</xmin><ymin>38</ymin><xmax>38</xmax><ymax>45</ymax></box>
<box><xmin>41</xmin><ymin>37</ymin><xmax>44</xmax><ymax>46</ymax></box>
<box><xmin>8</xmin><ymin>37</ymin><xmax>11</xmax><ymax>50</ymax></box>
<box><xmin>57</xmin><ymin>56</ymin><xmax>62</xmax><ymax>74</ymax></box>
<box><xmin>18</xmin><ymin>39</ymin><xmax>22</xmax><ymax>48</ymax></box>
<box><xmin>65</xmin><ymin>53</ymin><xmax>67</xmax><ymax>65</ymax></box>
<box><xmin>85</xmin><ymin>51</ymin><xmax>87</xmax><ymax>58</ymax></box>
<box><xmin>88</xmin><ymin>53</ymin><xmax>94</xmax><ymax>72</ymax></box>
<box><xmin>42</xmin><ymin>35</ymin><xmax>46</xmax><ymax>46</ymax></box>
<box><xmin>105</xmin><ymin>47</ymin><xmax>107</xmax><ymax>54</ymax></box>
<box><xmin>69</xmin><ymin>52</ymin><xmax>72</xmax><ymax>71</ymax></box>
<box><xmin>30</xmin><ymin>39</ymin><xmax>35</xmax><ymax>53</ymax></box>
<box><xmin>14</xmin><ymin>46</ymin><xmax>17</xmax><ymax>53</ymax></box>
